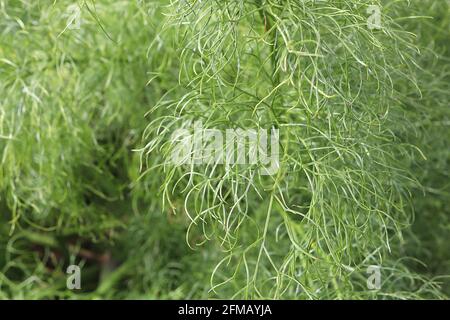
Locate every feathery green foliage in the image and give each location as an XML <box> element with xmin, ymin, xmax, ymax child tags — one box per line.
<box><xmin>0</xmin><ymin>0</ymin><xmax>448</xmax><ymax>299</ymax></box>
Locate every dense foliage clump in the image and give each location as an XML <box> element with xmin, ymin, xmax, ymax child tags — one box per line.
<box><xmin>0</xmin><ymin>0</ymin><xmax>448</xmax><ymax>299</ymax></box>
